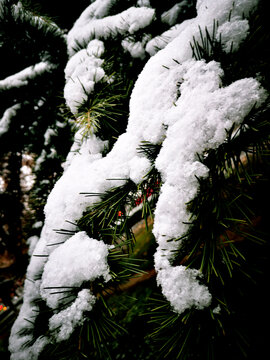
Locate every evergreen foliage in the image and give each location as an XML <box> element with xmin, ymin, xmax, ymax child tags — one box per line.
<box><xmin>68</xmin><ymin>2</ymin><xmax>269</xmax><ymax>359</ymax></box>
<box><xmin>0</xmin><ymin>0</ymin><xmax>70</xmax><ymax>273</ymax></box>
<box><xmin>3</xmin><ymin>1</ymin><xmax>270</xmax><ymax>360</ymax></box>
<box><xmin>19</xmin><ymin>0</ymin><xmax>91</xmax><ymax>29</ymax></box>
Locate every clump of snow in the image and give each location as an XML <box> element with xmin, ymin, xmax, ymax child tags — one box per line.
<box><xmin>67</xmin><ymin>0</ymin><xmax>114</xmax><ymax>53</ymax></box>
<box><xmin>64</xmin><ymin>40</ymin><xmax>105</xmax><ymax>114</ymax></box>
<box><xmin>217</xmin><ymin>17</ymin><xmax>250</xmax><ymax>53</ymax></box>
<box><xmin>137</xmin><ymin>0</ymin><xmax>151</xmax><ymax>7</ymax></box>
<box><xmin>44</xmin><ymin>128</ymin><xmax>57</xmax><ymax>146</ymax></box>
<box><xmin>26</xmin><ymin>235</ymin><xmax>39</xmax><ymax>256</ymax></box>
<box><xmin>152</xmin><ymin>60</ymin><xmax>266</xmax><ymax>310</ymax></box>
<box><xmin>9</xmin><ymin>333</ymin><xmax>49</xmax><ymax>360</ymax></box>
<box><xmin>42</xmin><ymin>134</ymin><xmax>107</xmax><ymax>241</ymax></box>
<box><xmin>40</xmin><ymin>231</ymin><xmax>111</xmax><ymax>309</ymax></box>
<box><xmin>213</xmin><ymin>304</ymin><xmax>221</xmax><ymax>314</ymax></box>
<box><xmin>0</xmin><ymin>104</ymin><xmax>21</xmax><ymax>137</ymax></box>
<box><xmin>67</xmin><ymin>4</ymin><xmax>155</xmax><ymax>56</ymax></box>
<box><xmin>20</xmin><ymin>164</ymin><xmax>35</xmax><ymax>191</ymax></box>
<box><xmin>34</xmin><ymin>149</ymin><xmax>47</xmax><ymax>171</ymax></box>
<box><xmin>147</xmin><ymin>0</ymin><xmax>258</xmax><ymax>58</ymax></box>
<box><xmin>0</xmin><ymin>176</ymin><xmax>5</xmax><ymax>192</ymax></box>
<box><xmin>64</xmin><ymin>40</ymin><xmax>105</xmax><ymax>83</ymax></box>
<box><xmin>0</xmin><ymin>62</ymin><xmax>53</xmax><ymax>90</ymax></box>
<box><xmin>49</xmin><ymin>289</ymin><xmax>96</xmax><ymax>342</ymax></box>
<box><xmin>32</xmin><ymin>220</ymin><xmax>43</xmax><ymax>229</ymax></box>
<box><xmin>122</xmin><ymin>35</ymin><xmax>150</xmax><ymax>59</ymax></box>
<box><xmin>9</xmin><ymin>278</ymin><xmax>50</xmax><ymax>360</ymax></box>
<box><xmin>157</xmin><ymin>266</ymin><xmax>212</xmax><ymax>313</ymax></box>
<box><xmin>65</xmin><ymin>4</ymin><xmax>155</xmax><ymax>113</ymax></box>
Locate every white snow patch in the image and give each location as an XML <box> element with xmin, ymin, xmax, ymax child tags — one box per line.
<box><xmin>67</xmin><ymin>4</ymin><xmax>155</xmax><ymax>56</ymax></box>
<box><xmin>213</xmin><ymin>304</ymin><xmax>221</xmax><ymax>314</ymax></box>
<box><xmin>146</xmin><ymin>21</ymin><xmax>192</xmax><ymax>56</ymax></box>
<box><xmin>129</xmin><ymin>155</ymin><xmax>152</xmax><ymax>184</ymax></box>
<box><xmin>32</xmin><ymin>221</ymin><xmax>43</xmax><ymax>229</ymax></box>
<box><xmin>40</xmin><ymin>231</ymin><xmax>111</xmax><ymax>309</ymax></box>
<box><xmin>34</xmin><ymin>149</ymin><xmax>47</xmax><ymax>171</ymax></box>
<box><xmin>157</xmin><ymin>266</ymin><xmax>212</xmax><ymax>313</ymax></box>
<box><xmin>137</xmin><ymin>0</ymin><xmax>151</xmax><ymax>7</ymax></box>
<box><xmin>49</xmin><ymin>289</ymin><xmax>96</xmax><ymax>342</ymax></box>
<box><xmin>122</xmin><ymin>36</ymin><xmax>149</xmax><ymax>59</ymax></box>
<box><xmin>0</xmin><ymin>104</ymin><xmax>21</xmax><ymax>137</ymax></box>
<box><xmin>27</xmin><ymin>236</ymin><xmax>39</xmax><ymax>256</ymax></box>
<box><xmin>44</xmin><ymin>128</ymin><xmax>57</xmax><ymax>146</ymax></box>
<box><xmin>9</xmin><ymin>334</ymin><xmax>49</xmax><ymax>360</ymax></box>
<box><xmin>0</xmin><ymin>62</ymin><xmax>53</xmax><ymax>90</ymax></box>
<box><xmin>217</xmin><ymin>17</ymin><xmax>250</xmax><ymax>53</ymax></box>
<box><xmin>64</xmin><ymin>40</ymin><xmax>105</xmax><ymax>114</ymax></box>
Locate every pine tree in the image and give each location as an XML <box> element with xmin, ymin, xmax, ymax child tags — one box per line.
<box><xmin>0</xmin><ymin>0</ymin><xmax>70</xmax><ymax>270</ymax></box>
<box><xmin>8</xmin><ymin>1</ymin><xmax>270</xmax><ymax>360</ymax></box>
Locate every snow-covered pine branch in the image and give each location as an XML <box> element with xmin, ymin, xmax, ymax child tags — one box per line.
<box><xmin>9</xmin><ymin>0</ymin><xmax>268</xmax><ymax>359</ymax></box>
<box><xmin>0</xmin><ymin>62</ymin><xmax>55</xmax><ymax>91</ymax></box>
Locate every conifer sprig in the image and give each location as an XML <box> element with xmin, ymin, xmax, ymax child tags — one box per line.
<box><xmin>74</xmin><ymin>76</ymin><xmax>128</xmax><ymax>140</ymax></box>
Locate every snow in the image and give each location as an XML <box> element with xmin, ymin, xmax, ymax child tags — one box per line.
<box><xmin>157</xmin><ymin>266</ymin><xmax>212</xmax><ymax>313</ymax></box>
<box><xmin>34</xmin><ymin>149</ymin><xmax>47</xmax><ymax>171</ymax></box>
<box><xmin>0</xmin><ymin>176</ymin><xmax>5</xmax><ymax>192</ymax></box>
<box><xmin>42</xmin><ymin>232</ymin><xmax>112</xmax><ymax>342</ymax></box>
<box><xmin>152</xmin><ymin>64</ymin><xmax>266</xmax><ymax>311</ymax></box>
<box><xmin>65</xmin><ymin>5</ymin><xmax>155</xmax><ymax>111</ymax></box>
<box><xmin>27</xmin><ymin>236</ymin><xmax>39</xmax><ymax>256</ymax></box>
<box><xmin>129</xmin><ymin>155</ymin><xmax>152</xmax><ymax>184</ymax></box>
<box><xmin>146</xmin><ymin>21</ymin><xmax>192</xmax><ymax>56</ymax></box>
<box><xmin>122</xmin><ymin>36</ymin><xmax>149</xmax><ymax>59</ymax></box>
<box><xmin>216</xmin><ymin>17</ymin><xmax>250</xmax><ymax>53</ymax></box>
<box><xmin>65</xmin><ymin>3</ymin><xmax>155</xmax><ymax>112</ymax></box>
<box><xmin>10</xmin><ymin>0</ymin><xmax>265</xmax><ymax>358</ymax></box>
<box><xmin>64</xmin><ymin>40</ymin><xmax>105</xmax><ymax>114</ymax></box>
<box><xmin>137</xmin><ymin>0</ymin><xmax>151</xmax><ymax>7</ymax></box>
<box><xmin>44</xmin><ymin>128</ymin><xmax>57</xmax><ymax>146</ymax></box>
<box><xmin>64</xmin><ymin>0</ymin><xmax>264</xmax><ymax>317</ymax></box>
<box><xmin>0</xmin><ymin>62</ymin><xmax>53</xmax><ymax>90</ymax></box>
<box><xmin>20</xmin><ymin>164</ymin><xmax>35</xmax><ymax>191</ymax></box>
<box><xmin>40</xmin><ymin>231</ymin><xmax>111</xmax><ymax>309</ymax></box>
<box><xmin>32</xmin><ymin>220</ymin><xmax>43</xmax><ymax>229</ymax></box>
<box><xmin>0</xmin><ymin>104</ymin><xmax>21</xmax><ymax>137</ymax></box>
<box><xmin>9</xmin><ymin>279</ymin><xmax>50</xmax><ymax>359</ymax></box>
<box><xmin>213</xmin><ymin>304</ymin><xmax>221</xmax><ymax>314</ymax></box>
<box><xmin>8</xmin><ymin>334</ymin><xmax>49</xmax><ymax>360</ymax></box>
<box><xmin>49</xmin><ymin>289</ymin><xmax>96</xmax><ymax>342</ymax></box>
<box><xmin>67</xmin><ymin>3</ymin><xmax>155</xmax><ymax>56</ymax></box>
<box><xmin>42</xmin><ymin>134</ymin><xmax>106</xmax><ymax>242</ymax></box>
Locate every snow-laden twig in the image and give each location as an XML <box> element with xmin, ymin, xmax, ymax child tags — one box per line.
<box><xmin>0</xmin><ymin>62</ymin><xmax>54</xmax><ymax>90</ymax></box>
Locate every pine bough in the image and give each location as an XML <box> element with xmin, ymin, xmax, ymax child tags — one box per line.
<box><xmin>9</xmin><ymin>0</ymin><xmax>267</xmax><ymax>359</ymax></box>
